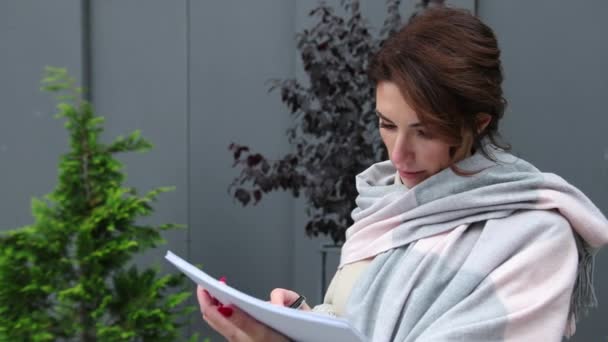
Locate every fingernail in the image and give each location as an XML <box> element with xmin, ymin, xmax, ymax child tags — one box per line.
<box><xmin>219</xmin><ymin>276</ymin><xmax>227</xmax><ymax>283</ymax></box>
<box><xmin>217</xmin><ymin>305</ymin><xmax>233</xmax><ymax>317</ymax></box>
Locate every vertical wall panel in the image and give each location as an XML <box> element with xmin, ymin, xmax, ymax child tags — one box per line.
<box><xmin>0</xmin><ymin>1</ymin><xmax>82</xmax><ymax>231</ymax></box>
<box><xmin>188</xmin><ymin>0</ymin><xmax>297</xmax><ymax>339</ymax></box>
<box><xmin>90</xmin><ymin>0</ymin><xmax>189</xmax><ymax>267</ymax></box>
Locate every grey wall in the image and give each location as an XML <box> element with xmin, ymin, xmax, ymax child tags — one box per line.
<box><xmin>2</xmin><ymin>0</ymin><xmax>607</xmax><ymax>341</ymax></box>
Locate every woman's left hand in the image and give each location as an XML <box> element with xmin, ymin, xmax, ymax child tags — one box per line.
<box><xmin>197</xmin><ymin>285</ymin><xmax>289</xmax><ymax>342</ymax></box>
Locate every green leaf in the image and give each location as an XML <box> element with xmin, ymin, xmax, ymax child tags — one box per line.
<box><xmin>167</xmin><ymin>292</ymin><xmax>191</xmax><ymax>308</ymax></box>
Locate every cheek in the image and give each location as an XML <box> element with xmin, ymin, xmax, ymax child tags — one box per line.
<box><xmin>420</xmin><ymin>142</ymin><xmax>452</xmax><ymax>171</ymax></box>
<box><xmin>380</xmin><ymin>130</ymin><xmax>394</xmax><ymax>155</ymax></box>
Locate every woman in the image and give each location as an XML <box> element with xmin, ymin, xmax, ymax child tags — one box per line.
<box><xmin>198</xmin><ymin>7</ymin><xmax>608</xmax><ymax>341</ymax></box>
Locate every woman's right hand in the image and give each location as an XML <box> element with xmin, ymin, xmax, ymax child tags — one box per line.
<box><xmin>198</xmin><ymin>286</ymin><xmax>289</xmax><ymax>342</ymax></box>
<box><xmin>269</xmin><ymin>288</ymin><xmax>312</xmax><ymax>311</ymax></box>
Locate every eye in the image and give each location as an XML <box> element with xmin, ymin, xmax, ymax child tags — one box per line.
<box><xmin>379</xmin><ymin>121</ymin><xmax>397</xmax><ymax>130</ymax></box>
<box><xmin>416</xmin><ymin>129</ymin><xmax>431</xmax><ymax>138</ymax></box>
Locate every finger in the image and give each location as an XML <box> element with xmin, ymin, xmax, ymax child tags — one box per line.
<box><xmin>197</xmin><ymin>286</ymin><xmax>221</xmax><ymax>313</ymax></box>
<box><xmin>206</xmin><ymin>303</ymin><xmax>290</xmax><ymax>342</ymax></box>
<box><xmin>203</xmin><ymin>305</ymin><xmax>250</xmax><ymax>342</ymax></box>
<box><xmin>197</xmin><ymin>286</ymin><xmax>212</xmax><ymax>308</ymax></box>
<box><xmin>269</xmin><ymin>288</ymin><xmax>299</xmax><ymax>306</ymax></box>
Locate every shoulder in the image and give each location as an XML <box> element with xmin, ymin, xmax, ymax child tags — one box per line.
<box><xmin>481</xmin><ymin>209</ymin><xmax>577</xmax><ymax>257</ymax></box>
<box><xmin>493</xmin><ymin>209</ymin><xmax>573</xmax><ymax>236</ymax></box>
<box><xmin>475</xmin><ymin>210</ymin><xmax>579</xmax><ymax>292</ymax></box>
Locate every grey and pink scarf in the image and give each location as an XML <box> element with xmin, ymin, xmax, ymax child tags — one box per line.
<box><xmin>340</xmin><ymin>147</ymin><xmax>608</xmax><ymax>341</ymax></box>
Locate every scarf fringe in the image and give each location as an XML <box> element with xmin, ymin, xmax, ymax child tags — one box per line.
<box><xmin>566</xmin><ymin>236</ymin><xmax>598</xmax><ymax>337</ymax></box>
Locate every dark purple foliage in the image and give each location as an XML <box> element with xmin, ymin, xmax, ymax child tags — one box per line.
<box><xmin>228</xmin><ymin>0</ymin><xmax>422</xmax><ymax>244</ymax></box>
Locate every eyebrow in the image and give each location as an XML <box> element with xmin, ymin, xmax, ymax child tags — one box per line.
<box><xmin>375</xmin><ymin>109</ymin><xmax>423</xmax><ymax>128</ymax></box>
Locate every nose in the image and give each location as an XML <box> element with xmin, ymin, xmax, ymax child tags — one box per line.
<box><xmin>391</xmin><ymin>134</ymin><xmax>415</xmax><ymax>168</ymax></box>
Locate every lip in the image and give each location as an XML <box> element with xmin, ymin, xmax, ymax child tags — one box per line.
<box><xmin>398</xmin><ymin>170</ymin><xmax>425</xmax><ymax>180</ymax></box>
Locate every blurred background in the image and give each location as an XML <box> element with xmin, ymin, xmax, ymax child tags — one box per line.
<box><xmin>1</xmin><ymin>0</ymin><xmax>606</xmax><ymax>340</ymax></box>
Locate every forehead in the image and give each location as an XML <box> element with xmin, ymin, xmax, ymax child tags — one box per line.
<box><xmin>375</xmin><ymin>81</ymin><xmax>420</xmax><ymax>122</ymax></box>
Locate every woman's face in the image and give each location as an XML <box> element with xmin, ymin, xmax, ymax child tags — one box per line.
<box><xmin>376</xmin><ymin>81</ymin><xmax>455</xmax><ymax>188</ymax></box>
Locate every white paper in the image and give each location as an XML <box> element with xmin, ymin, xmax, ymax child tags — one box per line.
<box><xmin>165</xmin><ymin>251</ymin><xmax>366</xmax><ymax>342</ymax></box>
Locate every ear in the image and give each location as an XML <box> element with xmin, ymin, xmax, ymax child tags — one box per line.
<box><xmin>476</xmin><ymin>113</ymin><xmax>492</xmax><ymax>134</ymax></box>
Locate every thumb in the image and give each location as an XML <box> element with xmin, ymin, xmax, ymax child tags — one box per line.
<box><xmin>269</xmin><ymin>288</ymin><xmax>300</xmax><ymax>306</ymax></box>
<box><xmin>269</xmin><ymin>289</ymin><xmax>312</xmax><ymax>311</ymax></box>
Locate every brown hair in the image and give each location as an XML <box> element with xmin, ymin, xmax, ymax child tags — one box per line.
<box><xmin>368</xmin><ymin>6</ymin><xmax>510</xmax><ymax>169</ymax></box>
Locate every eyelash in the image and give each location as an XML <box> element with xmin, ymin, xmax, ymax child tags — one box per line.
<box><xmin>379</xmin><ymin>121</ymin><xmax>431</xmax><ymax>139</ymax></box>
<box><xmin>379</xmin><ymin>122</ymin><xmax>396</xmax><ymax>130</ymax></box>
<box><xmin>416</xmin><ymin>129</ymin><xmax>429</xmax><ymax>138</ymax></box>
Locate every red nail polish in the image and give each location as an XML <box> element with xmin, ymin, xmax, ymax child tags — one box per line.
<box><xmin>217</xmin><ymin>305</ymin><xmax>233</xmax><ymax>317</ymax></box>
<box><xmin>219</xmin><ymin>276</ymin><xmax>227</xmax><ymax>283</ymax></box>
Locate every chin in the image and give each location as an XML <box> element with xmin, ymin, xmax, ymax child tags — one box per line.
<box><xmin>404</xmin><ymin>181</ymin><xmax>418</xmax><ymax>188</ymax></box>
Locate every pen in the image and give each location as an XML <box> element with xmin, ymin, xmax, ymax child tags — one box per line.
<box><xmin>289</xmin><ymin>295</ymin><xmax>306</xmax><ymax>309</ymax></box>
